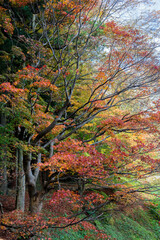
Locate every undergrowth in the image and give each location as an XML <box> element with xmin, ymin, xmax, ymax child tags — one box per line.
<box><xmin>39</xmin><ymin>206</ymin><xmax>160</xmax><ymax>240</ymax></box>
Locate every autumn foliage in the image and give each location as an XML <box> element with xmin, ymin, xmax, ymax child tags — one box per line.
<box><xmin>0</xmin><ymin>0</ymin><xmax>160</xmax><ymax>239</ymax></box>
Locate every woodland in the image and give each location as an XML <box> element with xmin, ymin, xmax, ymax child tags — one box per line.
<box><xmin>0</xmin><ymin>0</ymin><xmax>160</xmax><ymax>239</ymax></box>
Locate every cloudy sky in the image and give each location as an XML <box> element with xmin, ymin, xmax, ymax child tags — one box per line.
<box><xmin>118</xmin><ymin>0</ymin><xmax>160</xmax><ymax>54</ymax></box>
<box><xmin>148</xmin><ymin>0</ymin><xmax>160</xmax><ymax>10</ymax></box>
<box><xmin>128</xmin><ymin>0</ymin><xmax>160</xmax><ymax>17</ymax></box>
<box><xmin>117</xmin><ymin>0</ymin><xmax>160</xmax><ymax>23</ymax></box>
<box><xmin>137</xmin><ymin>0</ymin><xmax>160</xmax><ymax>56</ymax></box>
<box><xmin>138</xmin><ymin>0</ymin><xmax>160</xmax><ymax>12</ymax></box>
<box><xmin>134</xmin><ymin>0</ymin><xmax>160</xmax><ymax>20</ymax></box>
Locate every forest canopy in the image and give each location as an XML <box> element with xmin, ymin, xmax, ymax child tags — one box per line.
<box><xmin>0</xmin><ymin>0</ymin><xmax>160</xmax><ymax>239</ymax></box>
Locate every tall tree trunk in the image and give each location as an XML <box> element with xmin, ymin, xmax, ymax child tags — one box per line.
<box><xmin>16</xmin><ymin>148</ymin><xmax>25</xmax><ymax>212</ymax></box>
<box><xmin>28</xmin><ymin>188</ymin><xmax>43</xmax><ymax>213</ymax></box>
<box><xmin>0</xmin><ymin>112</ymin><xmax>8</xmax><ymax>195</ymax></box>
<box><xmin>0</xmin><ymin>164</ymin><xmax>8</xmax><ymax>195</ymax></box>
<box><xmin>24</xmin><ymin>152</ymin><xmax>43</xmax><ymax>213</ymax></box>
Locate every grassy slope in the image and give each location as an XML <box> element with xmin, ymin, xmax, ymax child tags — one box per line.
<box><xmin>47</xmin><ymin>176</ymin><xmax>160</xmax><ymax>240</ymax></box>
<box><xmin>95</xmin><ymin>209</ymin><xmax>160</xmax><ymax>240</ymax></box>
<box><xmin>44</xmin><ymin>204</ymin><xmax>160</xmax><ymax>240</ymax></box>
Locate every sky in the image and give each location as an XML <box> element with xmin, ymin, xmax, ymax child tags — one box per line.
<box><xmin>122</xmin><ymin>0</ymin><xmax>160</xmax><ymax>46</ymax></box>
<box><xmin>136</xmin><ymin>0</ymin><xmax>160</xmax><ymax>45</ymax></box>
<box><xmin>152</xmin><ymin>0</ymin><xmax>160</xmax><ymax>9</ymax></box>
<box><xmin>113</xmin><ymin>0</ymin><xmax>160</xmax><ymax>59</ymax></box>
<box><xmin>116</xmin><ymin>0</ymin><xmax>160</xmax><ymax>24</ymax></box>
<box><xmin>137</xmin><ymin>0</ymin><xmax>160</xmax><ymax>62</ymax></box>
<box><xmin>138</xmin><ymin>0</ymin><xmax>160</xmax><ymax>13</ymax></box>
<box><xmin>127</xmin><ymin>0</ymin><xmax>160</xmax><ymax>18</ymax></box>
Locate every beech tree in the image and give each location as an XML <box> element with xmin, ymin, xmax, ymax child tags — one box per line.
<box><xmin>0</xmin><ymin>0</ymin><xmax>160</xmax><ymax>238</ymax></box>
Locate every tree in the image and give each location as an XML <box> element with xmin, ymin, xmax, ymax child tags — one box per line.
<box><xmin>0</xmin><ymin>0</ymin><xmax>160</xmax><ymax>238</ymax></box>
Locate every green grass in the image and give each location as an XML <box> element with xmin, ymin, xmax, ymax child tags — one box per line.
<box><xmin>40</xmin><ymin>174</ymin><xmax>160</xmax><ymax>240</ymax></box>
<box><xmin>40</xmin><ymin>207</ymin><xmax>160</xmax><ymax>240</ymax></box>
<box><xmin>44</xmin><ymin>228</ymin><xmax>87</xmax><ymax>240</ymax></box>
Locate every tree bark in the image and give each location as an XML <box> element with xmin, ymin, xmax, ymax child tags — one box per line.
<box><xmin>0</xmin><ymin>112</ymin><xmax>8</xmax><ymax>195</ymax></box>
<box><xmin>16</xmin><ymin>148</ymin><xmax>25</xmax><ymax>212</ymax></box>
<box><xmin>28</xmin><ymin>188</ymin><xmax>43</xmax><ymax>213</ymax></box>
<box><xmin>23</xmin><ymin>153</ymin><xmax>43</xmax><ymax>213</ymax></box>
<box><xmin>0</xmin><ymin>164</ymin><xmax>7</xmax><ymax>195</ymax></box>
